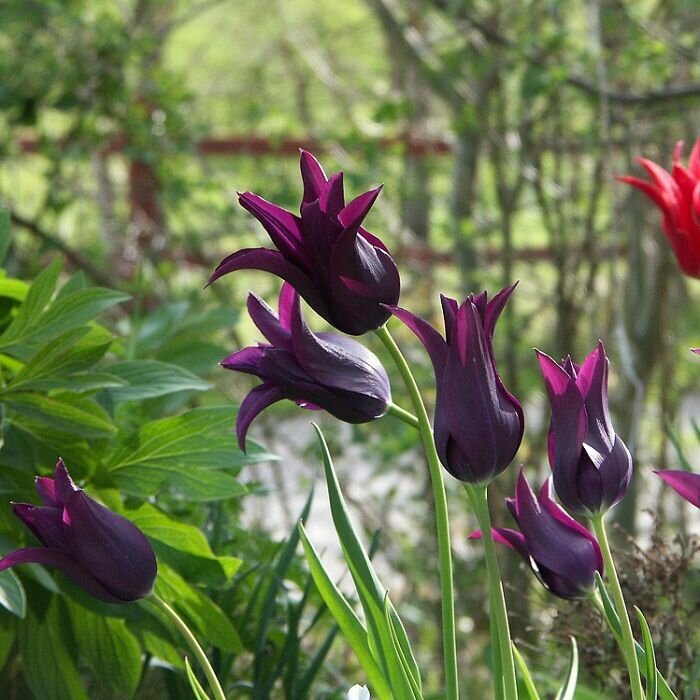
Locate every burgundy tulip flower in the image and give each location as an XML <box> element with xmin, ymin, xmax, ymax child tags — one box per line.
<box><xmin>390</xmin><ymin>285</ymin><xmax>524</xmax><ymax>484</ymax></box>
<box><xmin>536</xmin><ymin>341</ymin><xmax>632</xmax><ymax>516</ymax></box>
<box><xmin>471</xmin><ymin>470</ymin><xmax>603</xmax><ymax>600</ymax></box>
<box><xmin>209</xmin><ymin>151</ymin><xmax>400</xmax><ymax>335</ymax></box>
<box><xmin>618</xmin><ymin>140</ymin><xmax>700</xmax><ymax>278</ymax></box>
<box><xmin>223</xmin><ymin>285</ymin><xmax>391</xmax><ymax>450</ymax></box>
<box><xmin>0</xmin><ymin>459</ymin><xmax>157</xmax><ymax>603</ymax></box>
<box><xmin>655</xmin><ymin>470</ymin><xmax>700</xmax><ymax>509</ymax></box>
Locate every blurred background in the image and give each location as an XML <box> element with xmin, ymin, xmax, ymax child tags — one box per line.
<box><xmin>1</xmin><ymin>0</ymin><xmax>699</xmax><ymax>696</ymax></box>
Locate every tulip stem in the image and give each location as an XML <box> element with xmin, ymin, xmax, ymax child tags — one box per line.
<box><xmin>466</xmin><ymin>484</ymin><xmax>519</xmax><ymax>700</ymax></box>
<box><xmin>386</xmin><ymin>402</ymin><xmax>420</xmax><ymax>428</ymax></box>
<box><xmin>151</xmin><ymin>593</ymin><xmax>226</xmax><ymax>700</ymax></box>
<box><xmin>375</xmin><ymin>324</ymin><xmax>459</xmax><ymax>700</ymax></box>
<box><xmin>591</xmin><ymin>515</ymin><xmax>644</xmax><ymax>700</ymax></box>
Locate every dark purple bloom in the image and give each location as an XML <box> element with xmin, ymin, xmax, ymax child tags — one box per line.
<box><xmin>536</xmin><ymin>341</ymin><xmax>633</xmax><ymax>516</ymax></box>
<box><xmin>223</xmin><ymin>284</ymin><xmax>391</xmax><ymax>450</ymax></box>
<box><xmin>0</xmin><ymin>459</ymin><xmax>157</xmax><ymax>603</ymax></box>
<box><xmin>390</xmin><ymin>285</ymin><xmax>524</xmax><ymax>484</ymax></box>
<box><xmin>208</xmin><ymin>151</ymin><xmax>400</xmax><ymax>335</ymax></box>
<box><xmin>471</xmin><ymin>470</ymin><xmax>603</xmax><ymax>600</ymax></box>
<box><xmin>655</xmin><ymin>470</ymin><xmax>700</xmax><ymax>508</ymax></box>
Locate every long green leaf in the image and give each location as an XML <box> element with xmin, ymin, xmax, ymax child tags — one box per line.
<box><xmin>185</xmin><ymin>657</ymin><xmax>212</xmax><ymax>700</ymax></box>
<box><xmin>313</xmin><ymin>424</ymin><xmax>421</xmax><ymax>696</ymax></box>
<box><xmin>512</xmin><ymin>643</ymin><xmax>541</xmax><ymax>700</ymax></box>
<box><xmin>383</xmin><ymin>595</ymin><xmax>421</xmax><ymax>699</ymax></box>
<box><xmin>0</xmin><ymin>569</ymin><xmax>25</xmax><ymax>618</ymax></box>
<box><xmin>106</xmin><ymin>360</ymin><xmax>210</xmax><ymax>402</ymax></box>
<box><xmin>0</xmin><ymin>206</ymin><xmax>11</xmax><ymax>266</ymax></box>
<box><xmin>298</xmin><ymin>522</ymin><xmax>392</xmax><ymax>700</ymax></box>
<box><xmin>554</xmin><ymin>637</ymin><xmax>578</xmax><ymax>700</ymax></box>
<box><xmin>635</xmin><ymin>607</ymin><xmax>658</xmax><ymax>700</ymax></box>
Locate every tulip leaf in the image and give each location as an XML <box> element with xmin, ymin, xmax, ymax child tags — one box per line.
<box><xmin>68</xmin><ymin>602</ymin><xmax>142</xmax><ymax>699</ymax></box>
<box><xmin>105</xmin><ymin>360</ymin><xmax>211</xmax><ymax>402</ymax></box>
<box><xmin>298</xmin><ymin>522</ymin><xmax>393</xmax><ymax>700</ymax></box>
<box><xmin>635</xmin><ymin>607</ymin><xmax>657</xmax><ymax>700</ymax></box>
<box><xmin>383</xmin><ymin>595</ymin><xmax>421</xmax><ymax>699</ymax></box>
<box><xmin>19</xmin><ymin>595</ymin><xmax>89</xmax><ymax>700</ymax></box>
<box><xmin>312</xmin><ymin>424</ymin><xmax>421</xmax><ymax>698</ymax></box>
<box><xmin>125</xmin><ymin>502</ymin><xmax>241</xmax><ymax>587</ymax></box>
<box><xmin>512</xmin><ymin>642</ymin><xmax>541</xmax><ymax>700</ymax></box>
<box><xmin>595</xmin><ymin>573</ymin><xmax>677</xmax><ymax>700</ymax></box>
<box><xmin>154</xmin><ymin>564</ymin><xmax>242</xmax><ymax>653</ymax></box>
<box><xmin>554</xmin><ymin>637</ymin><xmax>578</xmax><ymax>700</ymax></box>
<box><xmin>185</xmin><ymin>656</ymin><xmax>212</xmax><ymax>700</ymax></box>
<box><xmin>0</xmin><ymin>569</ymin><xmax>25</xmax><ymax>618</ymax></box>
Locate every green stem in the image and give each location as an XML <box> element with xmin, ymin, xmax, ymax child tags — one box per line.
<box><xmin>467</xmin><ymin>484</ymin><xmax>518</xmax><ymax>700</ymax></box>
<box><xmin>386</xmin><ymin>401</ymin><xmax>420</xmax><ymax>429</ymax></box>
<box><xmin>374</xmin><ymin>324</ymin><xmax>459</xmax><ymax>700</ymax></box>
<box><xmin>151</xmin><ymin>593</ymin><xmax>226</xmax><ymax>700</ymax></box>
<box><xmin>591</xmin><ymin>515</ymin><xmax>644</xmax><ymax>700</ymax></box>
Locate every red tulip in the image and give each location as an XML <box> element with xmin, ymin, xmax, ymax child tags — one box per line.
<box><xmin>619</xmin><ymin>140</ymin><xmax>700</xmax><ymax>278</ymax></box>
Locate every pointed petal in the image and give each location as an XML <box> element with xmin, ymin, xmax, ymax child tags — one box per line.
<box><xmin>484</xmin><ymin>283</ymin><xmax>517</xmax><ymax>339</ymax></box>
<box><xmin>278</xmin><ymin>282</ymin><xmax>297</xmax><ymax>331</ymax></box>
<box><xmin>576</xmin><ymin>341</ymin><xmax>615</xmax><ymax>450</ymax></box>
<box><xmin>387</xmin><ymin>305</ymin><xmax>448</xmax><ymax>378</ymax></box>
<box><xmin>62</xmin><ymin>491</ymin><xmax>157</xmax><ymax>602</ymax></box>
<box><xmin>221</xmin><ymin>345</ymin><xmax>266</xmax><ymax>375</ymax></box>
<box><xmin>0</xmin><ymin>547</ymin><xmax>122</xmax><ymax>603</ymax></box>
<box><xmin>236</xmin><ymin>383</ymin><xmax>286</xmax><ymax>451</ymax></box>
<box><xmin>300</xmin><ymin>150</ymin><xmax>328</xmax><ymax>204</ymax></box>
<box><xmin>319</xmin><ymin>172</ymin><xmax>345</xmax><ymax>217</ymax></box>
<box><xmin>338</xmin><ymin>186</ymin><xmax>382</xmax><ymax>234</ymax></box>
<box><xmin>207</xmin><ymin>248</ymin><xmax>328</xmax><ymax>317</ymax></box>
<box><xmin>689</xmin><ymin>138</ymin><xmax>700</xmax><ymax>178</ymax></box>
<box><xmin>53</xmin><ymin>458</ymin><xmax>79</xmax><ymax>504</ymax></box>
<box><xmin>246</xmin><ymin>293</ymin><xmax>290</xmax><ymax>347</ymax></box>
<box><xmin>238</xmin><ymin>192</ymin><xmax>306</xmax><ymax>266</ymax></box>
<box><xmin>12</xmin><ymin>504</ymin><xmax>69</xmax><ymax>550</ymax></box>
<box><xmin>655</xmin><ymin>469</ymin><xmax>700</xmax><ymax>508</ymax></box>
<box><xmin>35</xmin><ymin>477</ymin><xmax>59</xmax><ymax>508</ymax></box>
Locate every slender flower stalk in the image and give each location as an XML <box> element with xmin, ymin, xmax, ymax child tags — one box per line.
<box><xmin>151</xmin><ymin>594</ymin><xmax>226</xmax><ymax>700</ymax></box>
<box><xmin>591</xmin><ymin>515</ymin><xmax>644</xmax><ymax>700</ymax></box>
<box><xmin>466</xmin><ymin>484</ymin><xmax>518</xmax><ymax>700</ymax></box>
<box><xmin>374</xmin><ymin>324</ymin><xmax>458</xmax><ymax>700</ymax></box>
<box><xmin>385</xmin><ymin>402</ymin><xmax>420</xmax><ymax>429</ymax></box>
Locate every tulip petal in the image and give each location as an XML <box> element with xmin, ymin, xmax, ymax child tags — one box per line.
<box><xmin>12</xmin><ymin>504</ymin><xmax>69</xmax><ymax>550</ymax></box>
<box><xmin>484</xmin><ymin>283</ymin><xmax>518</xmax><ymax>340</ymax></box>
<box><xmin>62</xmin><ymin>491</ymin><xmax>157</xmax><ymax>602</ymax></box>
<box><xmin>300</xmin><ymin>150</ymin><xmax>329</xmax><ymax>204</ymax></box>
<box><xmin>246</xmin><ymin>293</ymin><xmax>291</xmax><ymax>347</ymax></box>
<box><xmin>278</xmin><ymin>282</ymin><xmax>297</xmax><ymax>331</ymax></box>
<box><xmin>35</xmin><ymin>476</ymin><xmax>59</xmax><ymax>508</ymax></box>
<box><xmin>54</xmin><ymin>458</ymin><xmax>79</xmax><ymax>503</ymax></box>
<box><xmin>221</xmin><ymin>345</ymin><xmax>266</xmax><ymax>374</ymax></box>
<box><xmin>236</xmin><ymin>383</ymin><xmax>286</xmax><ymax>451</ymax></box>
<box><xmin>387</xmin><ymin>305</ymin><xmax>448</xmax><ymax>378</ymax></box>
<box><xmin>320</xmin><ymin>172</ymin><xmax>345</xmax><ymax>218</ymax></box>
<box><xmin>0</xmin><ymin>547</ymin><xmax>122</xmax><ymax>603</ymax></box>
<box><xmin>655</xmin><ymin>469</ymin><xmax>700</xmax><ymax>508</ymax></box>
<box><xmin>238</xmin><ymin>192</ymin><xmax>307</xmax><ymax>266</ymax></box>
<box><xmin>338</xmin><ymin>186</ymin><xmax>383</xmax><ymax>235</ymax></box>
<box><xmin>576</xmin><ymin>342</ymin><xmax>614</xmax><ymax>449</ymax></box>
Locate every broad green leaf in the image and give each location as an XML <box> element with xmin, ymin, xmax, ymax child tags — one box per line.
<box><xmin>554</xmin><ymin>637</ymin><xmax>578</xmax><ymax>700</ymax></box>
<box><xmin>513</xmin><ymin>642</ymin><xmax>541</xmax><ymax>700</ymax></box>
<box><xmin>0</xmin><ymin>569</ymin><xmax>25</xmax><ymax>618</ymax></box>
<box><xmin>106</xmin><ymin>360</ymin><xmax>210</xmax><ymax>402</ymax></box>
<box><xmin>185</xmin><ymin>657</ymin><xmax>211</xmax><ymax>700</ymax></box>
<box><xmin>154</xmin><ymin>565</ymin><xmax>242</xmax><ymax>653</ymax></box>
<box><xmin>69</xmin><ymin>602</ymin><xmax>142</xmax><ymax>699</ymax></box>
<box><xmin>0</xmin><ymin>207</ymin><xmax>10</xmax><ymax>266</ymax></box>
<box><xmin>126</xmin><ymin>502</ymin><xmax>241</xmax><ymax>586</ymax></box>
<box><xmin>6</xmin><ymin>391</ymin><xmax>116</xmax><ymax>437</ymax></box>
<box><xmin>635</xmin><ymin>607</ymin><xmax>657</xmax><ymax>700</ymax></box>
<box><xmin>299</xmin><ymin>523</ymin><xmax>392</xmax><ymax>700</ymax></box>
<box><xmin>19</xmin><ymin>595</ymin><xmax>88</xmax><ymax>700</ymax></box>
<box><xmin>0</xmin><ymin>273</ymin><xmax>28</xmax><ymax>303</ymax></box>
<box><xmin>0</xmin><ymin>257</ymin><xmax>61</xmax><ymax>345</ymax></box>
<box><xmin>107</xmin><ymin>407</ymin><xmax>273</xmax><ymax>500</ymax></box>
<box><xmin>313</xmin><ymin>424</ymin><xmax>420</xmax><ymax>696</ymax></box>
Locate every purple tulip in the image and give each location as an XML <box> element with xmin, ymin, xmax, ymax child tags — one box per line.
<box><xmin>471</xmin><ymin>470</ymin><xmax>604</xmax><ymax>599</ymax></box>
<box><xmin>0</xmin><ymin>459</ymin><xmax>157</xmax><ymax>603</ymax></box>
<box><xmin>390</xmin><ymin>285</ymin><xmax>524</xmax><ymax>484</ymax></box>
<box><xmin>536</xmin><ymin>341</ymin><xmax>632</xmax><ymax>516</ymax></box>
<box><xmin>223</xmin><ymin>285</ymin><xmax>391</xmax><ymax>450</ymax></box>
<box><xmin>209</xmin><ymin>151</ymin><xmax>400</xmax><ymax>335</ymax></box>
<box><xmin>655</xmin><ymin>470</ymin><xmax>700</xmax><ymax>508</ymax></box>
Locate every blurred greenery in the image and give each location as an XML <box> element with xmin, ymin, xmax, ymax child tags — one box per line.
<box><xmin>0</xmin><ymin>0</ymin><xmax>699</xmax><ymax>697</ymax></box>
